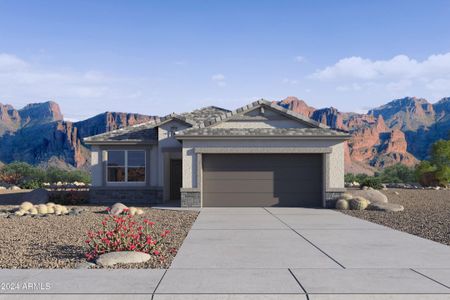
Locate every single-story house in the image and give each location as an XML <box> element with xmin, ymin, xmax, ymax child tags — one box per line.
<box><xmin>84</xmin><ymin>99</ymin><xmax>350</xmax><ymax>208</ymax></box>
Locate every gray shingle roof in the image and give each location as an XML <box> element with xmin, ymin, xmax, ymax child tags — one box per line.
<box><xmin>176</xmin><ymin>127</ymin><xmax>350</xmax><ymax>138</ymax></box>
<box><xmin>200</xmin><ymin>99</ymin><xmax>328</xmax><ymax>129</ymax></box>
<box><xmin>84</xmin><ymin>122</ymin><xmax>158</xmax><ymax>143</ymax></box>
<box><xmin>84</xmin><ymin>100</ymin><xmax>346</xmax><ymax>144</ymax></box>
<box><xmin>84</xmin><ymin>106</ymin><xmax>229</xmax><ymax>143</ymax></box>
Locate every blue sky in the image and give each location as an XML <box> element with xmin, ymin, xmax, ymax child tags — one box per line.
<box><xmin>1</xmin><ymin>0</ymin><xmax>450</xmax><ymax>120</ymax></box>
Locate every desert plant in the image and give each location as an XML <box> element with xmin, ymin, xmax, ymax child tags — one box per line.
<box><xmin>360</xmin><ymin>177</ymin><xmax>383</xmax><ymax>189</ymax></box>
<box><xmin>377</xmin><ymin>164</ymin><xmax>416</xmax><ymax>183</ymax></box>
<box><xmin>335</xmin><ymin>199</ymin><xmax>349</xmax><ymax>210</ymax></box>
<box><xmin>85</xmin><ymin>214</ymin><xmax>170</xmax><ymax>261</ymax></box>
<box><xmin>349</xmin><ymin>197</ymin><xmax>369</xmax><ymax>210</ymax></box>
<box><xmin>344</xmin><ymin>173</ymin><xmax>369</xmax><ymax>183</ymax></box>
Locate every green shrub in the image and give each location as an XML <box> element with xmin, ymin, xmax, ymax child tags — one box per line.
<box><xmin>414</xmin><ymin>140</ymin><xmax>450</xmax><ymax>186</ymax></box>
<box><xmin>360</xmin><ymin>177</ymin><xmax>383</xmax><ymax>189</ymax></box>
<box><xmin>378</xmin><ymin>164</ymin><xmax>416</xmax><ymax>183</ymax></box>
<box><xmin>0</xmin><ymin>161</ymin><xmax>91</xmax><ymax>188</ymax></box>
<box><xmin>344</xmin><ymin>173</ymin><xmax>369</xmax><ymax>183</ymax></box>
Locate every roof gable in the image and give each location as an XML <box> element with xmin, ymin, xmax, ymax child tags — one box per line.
<box><xmin>203</xmin><ymin>99</ymin><xmax>328</xmax><ymax>129</ymax></box>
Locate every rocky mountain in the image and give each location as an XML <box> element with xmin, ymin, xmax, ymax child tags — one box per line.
<box><xmin>0</xmin><ymin>102</ymin><xmax>156</xmax><ymax>169</ymax></box>
<box><xmin>278</xmin><ymin>96</ymin><xmax>449</xmax><ymax>174</ymax></box>
<box><xmin>0</xmin><ymin>97</ymin><xmax>448</xmax><ymax>174</ymax></box>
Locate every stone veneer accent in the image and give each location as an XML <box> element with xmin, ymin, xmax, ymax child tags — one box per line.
<box><xmin>180</xmin><ymin>188</ymin><xmax>201</xmax><ymax>208</ymax></box>
<box><xmin>89</xmin><ymin>187</ymin><xmax>163</xmax><ymax>205</ymax></box>
<box><xmin>324</xmin><ymin>189</ymin><xmax>346</xmax><ymax>208</ymax></box>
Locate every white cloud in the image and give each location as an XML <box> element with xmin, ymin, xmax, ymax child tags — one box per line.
<box><xmin>211</xmin><ymin>73</ymin><xmax>225</xmax><ymax>81</ymax></box>
<box><xmin>0</xmin><ymin>54</ymin><xmax>27</xmax><ymax>71</ymax></box>
<box><xmin>311</xmin><ymin>53</ymin><xmax>450</xmax><ymax>81</ymax></box>
<box><xmin>0</xmin><ymin>53</ymin><xmax>157</xmax><ymax>120</ymax></box>
<box><xmin>211</xmin><ymin>73</ymin><xmax>226</xmax><ymax>87</ymax></box>
<box><xmin>294</xmin><ymin>56</ymin><xmax>305</xmax><ymax>63</ymax></box>
<box><xmin>309</xmin><ymin>52</ymin><xmax>450</xmax><ymax>99</ymax></box>
<box><xmin>282</xmin><ymin>78</ymin><xmax>299</xmax><ymax>85</ymax></box>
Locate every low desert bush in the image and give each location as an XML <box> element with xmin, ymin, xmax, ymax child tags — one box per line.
<box><xmin>85</xmin><ymin>213</ymin><xmax>170</xmax><ymax>261</ymax></box>
<box><xmin>0</xmin><ymin>161</ymin><xmax>91</xmax><ymax>188</ymax></box>
<box><xmin>360</xmin><ymin>177</ymin><xmax>383</xmax><ymax>189</ymax></box>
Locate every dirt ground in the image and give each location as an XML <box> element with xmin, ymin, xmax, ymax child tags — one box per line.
<box><xmin>342</xmin><ymin>188</ymin><xmax>450</xmax><ymax>246</ymax></box>
<box><xmin>0</xmin><ymin>205</ymin><xmax>198</xmax><ymax>269</ymax></box>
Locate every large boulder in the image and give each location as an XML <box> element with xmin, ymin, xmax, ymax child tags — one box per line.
<box><xmin>350</xmin><ymin>189</ymin><xmax>388</xmax><ymax>204</ymax></box>
<box><xmin>368</xmin><ymin>202</ymin><xmax>404</xmax><ymax>212</ymax></box>
<box><xmin>110</xmin><ymin>203</ymin><xmax>128</xmax><ymax>216</ymax></box>
<box><xmin>96</xmin><ymin>251</ymin><xmax>150</xmax><ymax>267</ymax></box>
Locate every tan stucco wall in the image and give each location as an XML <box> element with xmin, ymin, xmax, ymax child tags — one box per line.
<box><xmin>181</xmin><ymin>139</ymin><xmax>346</xmax><ymax>190</ymax></box>
<box><xmin>327</xmin><ymin>143</ymin><xmax>345</xmax><ymax>189</ymax></box>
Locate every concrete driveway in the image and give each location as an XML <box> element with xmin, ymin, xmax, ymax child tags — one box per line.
<box><xmin>2</xmin><ymin>208</ymin><xmax>450</xmax><ymax>299</ymax></box>
<box><xmin>159</xmin><ymin>207</ymin><xmax>450</xmax><ymax>299</ymax></box>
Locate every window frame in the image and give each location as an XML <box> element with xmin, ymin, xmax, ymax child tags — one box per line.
<box><xmin>106</xmin><ymin>149</ymin><xmax>146</xmax><ymax>184</ymax></box>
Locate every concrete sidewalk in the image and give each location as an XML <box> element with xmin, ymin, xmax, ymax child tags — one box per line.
<box><xmin>1</xmin><ymin>208</ymin><xmax>450</xmax><ymax>299</ymax></box>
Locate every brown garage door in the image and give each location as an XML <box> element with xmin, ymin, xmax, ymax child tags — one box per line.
<box><xmin>202</xmin><ymin>154</ymin><xmax>323</xmax><ymax>207</ymax></box>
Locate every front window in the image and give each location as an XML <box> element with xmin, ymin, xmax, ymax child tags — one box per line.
<box><xmin>107</xmin><ymin>150</ymin><xmax>145</xmax><ymax>182</ymax></box>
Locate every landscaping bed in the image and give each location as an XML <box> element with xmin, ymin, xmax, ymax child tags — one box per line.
<box><xmin>341</xmin><ymin>188</ymin><xmax>450</xmax><ymax>246</ymax></box>
<box><xmin>0</xmin><ymin>205</ymin><xmax>198</xmax><ymax>268</ymax></box>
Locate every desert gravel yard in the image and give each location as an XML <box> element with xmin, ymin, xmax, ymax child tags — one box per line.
<box><xmin>0</xmin><ymin>206</ymin><xmax>198</xmax><ymax>269</ymax></box>
<box><xmin>342</xmin><ymin>188</ymin><xmax>450</xmax><ymax>246</ymax></box>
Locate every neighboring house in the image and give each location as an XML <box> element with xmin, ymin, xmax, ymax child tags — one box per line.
<box><xmin>84</xmin><ymin>100</ymin><xmax>350</xmax><ymax>208</ymax></box>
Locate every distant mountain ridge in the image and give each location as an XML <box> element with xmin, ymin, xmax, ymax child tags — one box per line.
<box><xmin>0</xmin><ymin>102</ymin><xmax>157</xmax><ymax>169</ymax></box>
<box><xmin>278</xmin><ymin>96</ymin><xmax>450</xmax><ymax>174</ymax></box>
<box><xmin>0</xmin><ymin>97</ymin><xmax>449</xmax><ymax>173</ymax></box>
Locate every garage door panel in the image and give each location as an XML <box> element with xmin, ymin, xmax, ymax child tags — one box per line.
<box><xmin>202</xmin><ymin>154</ymin><xmax>322</xmax><ymax>207</ymax></box>
<box><xmin>203</xmin><ymin>193</ymin><xmax>320</xmax><ymax>207</ymax></box>
<box><xmin>204</xmin><ymin>179</ymin><xmax>321</xmax><ymax>193</ymax></box>
<box><xmin>203</xmin><ymin>170</ymin><xmax>322</xmax><ymax>180</ymax></box>
<box><xmin>203</xmin><ymin>154</ymin><xmax>321</xmax><ymax>169</ymax></box>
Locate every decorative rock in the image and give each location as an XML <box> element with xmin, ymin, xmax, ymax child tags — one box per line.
<box><xmin>15</xmin><ymin>210</ymin><xmax>26</xmax><ymax>216</ymax></box>
<box><xmin>46</xmin><ymin>202</ymin><xmax>56</xmax><ymax>207</ymax></box>
<box><xmin>136</xmin><ymin>209</ymin><xmax>144</xmax><ymax>215</ymax></box>
<box><xmin>96</xmin><ymin>251</ymin><xmax>151</xmax><ymax>267</ymax></box>
<box><xmin>20</xmin><ymin>201</ymin><xmax>33</xmax><ymax>211</ymax></box>
<box><xmin>128</xmin><ymin>207</ymin><xmax>138</xmax><ymax>216</ymax></box>
<box><xmin>335</xmin><ymin>199</ymin><xmax>349</xmax><ymax>210</ymax></box>
<box><xmin>75</xmin><ymin>261</ymin><xmax>96</xmax><ymax>269</ymax></box>
<box><xmin>110</xmin><ymin>203</ymin><xmax>128</xmax><ymax>216</ymax></box>
<box><xmin>350</xmin><ymin>189</ymin><xmax>388</xmax><ymax>204</ymax></box>
<box><xmin>368</xmin><ymin>202</ymin><xmax>404</xmax><ymax>212</ymax></box>
<box><xmin>29</xmin><ymin>207</ymin><xmax>38</xmax><ymax>215</ymax></box>
<box><xmin>340</xmin><ymin>193</ymin><xmax>353</xmax><ymax>200</ymax></box>
<box><xmin>47</xmin><ymin>207</ymin><xmax>55</xmax><ymax>214</ymax></box>
<box><xmin>37</xmin><ymin>204</ymin><xmax>48</xmax><ymax>214</ymax></box>
<box><xmin>69</xmin><ymin>208</ymin><xmax>84</xmax><ymax>216</ymax></box>
<box><xmin>9</xmin><ymin>186</ymin><xmax>21</xmax><ymax>190</ymax></box>
<box><xmin>0</xmin><ymin>186</ymin><xmax>6</xmax><ymax>190</ymax></box>
<box><xmin>349</xmin><ymin>197</ymin><xmax>369</xmax><ymax>210</ymax></box>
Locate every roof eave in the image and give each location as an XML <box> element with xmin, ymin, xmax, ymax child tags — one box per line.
<box><xmin>84</xmin><ymin>140</ymin><xmax>157</xmax><ymax>146</ymax></box>
<box><xmin>176</xmin><ymin>135</ymin><xmax>350</xmax><ymax>140</ymax></box>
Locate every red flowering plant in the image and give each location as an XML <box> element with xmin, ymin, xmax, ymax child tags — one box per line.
<box><xmin>84</xmin><ymin>212</ymin><xmax>170</xmax><ymax>261</ymax></box>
